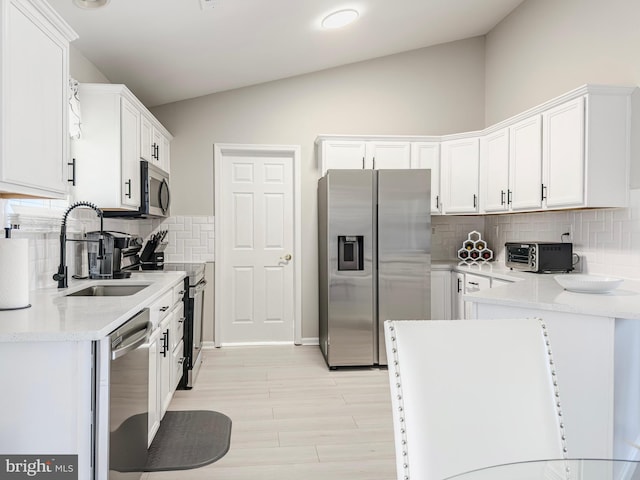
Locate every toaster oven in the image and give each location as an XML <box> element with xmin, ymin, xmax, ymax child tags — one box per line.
<box><xmin>505</xmin><ymin>242</ymin><xmax>573</xmax><ymax>273</ymax></box>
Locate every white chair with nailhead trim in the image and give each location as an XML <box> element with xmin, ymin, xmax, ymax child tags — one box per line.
<box><xmin>385</xmin><ymin>318</ymin><xmax>567</xmax><ymax>480</ymax></box>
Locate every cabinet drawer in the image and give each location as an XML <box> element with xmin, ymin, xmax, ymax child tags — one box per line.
<box><xmin>150</xmin><ymin>290</ymin><xmax>174</xmax><ymax>328</ymax></box>
<box><xmin>173</xmin><ymin>281</ymin><xmax>187</xmax><ymax>305</ymax></box>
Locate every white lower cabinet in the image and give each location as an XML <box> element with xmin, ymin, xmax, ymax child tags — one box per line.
<box><xmin>148</xmin><ymin>279</ymin><xmax>186</xmax><ymax>444</ymax></box>
<box><xmin>431</xmin><ymin>270</ymin><xmax>452</xmax><ymax>320</ymax></box>
<box><xmin>452</xmin><ymin>272</ymin><xmax>465</xmax><ymax>319</ymax></box>
<box><xmin>450</xmin><ymin>270</ymin><xmax>513</xmax><ymax>320</ymax></box>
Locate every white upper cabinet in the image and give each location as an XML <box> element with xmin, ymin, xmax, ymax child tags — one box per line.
<box><xmin>142</xmin><ymin>115</ymin><xmax>170</xmax><ymax>172</ymax></box>
<box><xmin>315</xmin><ymin>84</ymin><xmax>634</xmax><ymax>216</ymax></box>
<box><xmin>543</xmin><ymin>97</ymin><xmax>585</xmax><ymax>209</ymax></box>
<box><xmin>442</xmin><ymin>137</ymin><xmax>480</xmax><ymax>214</ymax></box>
<box><xmin>480</xmin><ymin>129</ymin><xmax>509</xmax><ymax>213</ymax></box>
<box><xmin>509</xmin><ymin>115</ymin><xmax>543</xmax><ymax>211</ymax></box>
<box><xmin>366</xmin><ymin>141</ymin><xmax>411</xmax><ymax>169</ymax></box>
<box><xmin>72</xmin><ymin>84</ymin><xmax>172</xmax><ymax>211</ymax></box>
<box><xmin>140</xmin><ymin>114</ymin><xmax>153</xmax><ymax>163</ymax></box>
<box><xmin>318</xmin><ymin>140</ymin><xmax>366</xmax><ymax>172</ymax></box>
<box><xmin>120</xmin><ymin>97</ymin><xmax>141</xmax><ymax>208</ymax></box>
<box><xmin>317</xmin><ymin>138</ymin><xmax>411</xmax><ymax>174</ymax></box>
<box><xmin>411</xmin><ymin>142</ymin><xmax>441</xmax><ymax>214</ymax></box>
<box><xmin>0</xmin><ymin>0</ymin><xmax>77</xmax><ymax>198</ymax></box>
<box><xmin>541</xmin><ymin>90</ymin><xmax>632</xmax><ymax>209</ymax></box>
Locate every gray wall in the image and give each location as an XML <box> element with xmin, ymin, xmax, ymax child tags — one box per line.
<box><xmin>69</xmin><ymin>45</ymin><xmax>110</xmax><ymax>83</ymax></box>
<box><xmin>485</xmin><ymin>0</ymin><xmax>640</xmax><ymax>125</ymax></box>
<box><xmin>151</xmin><ymin>37</ymin><xmax>487</xmax><ymax>340</ymax></box>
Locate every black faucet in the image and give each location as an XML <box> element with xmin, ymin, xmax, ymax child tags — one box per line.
<box><xmin>53</xmin><ymin>201</ymin><xmax>104</xmax><ymax>289</ymax></box>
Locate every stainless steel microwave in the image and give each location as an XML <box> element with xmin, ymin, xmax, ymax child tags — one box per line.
<box><xmin>104</xmin><ymin>161</ymin><xmax>170</xmax><ymax>218</ymax></box>
<box><xmin>141</xmin><ymin>160</ymin><xmax>170</xmax><ymax>217</ymax></box>
<box><xmin>505</xmin><ymin>242</ymin><xmax>573</xmax><ymax>273</ymax></box>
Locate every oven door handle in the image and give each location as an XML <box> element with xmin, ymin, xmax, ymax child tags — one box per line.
<box><xmin>112</xmin><ymin>323</ymin><xmax>152</xmax><ymax>360</ymax></box>
<box><xmin>193</xmin><ymin>279</ymin><xmax>208</xmax><ymax>294</ymax></box>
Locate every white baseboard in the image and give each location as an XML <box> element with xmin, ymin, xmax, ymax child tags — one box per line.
<box><xmin>202</xmin><ymin>339</ymin><xmax>319</xmax><ymax>348</ymax></box>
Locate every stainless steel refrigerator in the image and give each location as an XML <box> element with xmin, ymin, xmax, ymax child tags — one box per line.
<box><xmin>318</xmin><ymin>169</ymin><xmax>431</xmax><ymax>367</ymax></box>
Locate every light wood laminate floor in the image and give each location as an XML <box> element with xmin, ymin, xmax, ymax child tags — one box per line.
<box><xmin>143</xmin><ymin>345</ymin><xmax>396</xmax><ymax>480</ymax></box>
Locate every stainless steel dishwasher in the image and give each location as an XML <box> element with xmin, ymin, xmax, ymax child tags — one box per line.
<box><xmin>108</xmin><ymin>308</ymin><xmax>151</xmax><ymax>480</ymax></box>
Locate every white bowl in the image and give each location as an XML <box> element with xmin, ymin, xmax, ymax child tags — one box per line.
<box><xmin>554</xmin><ymin>274</ymin><xmax>623</xmax><ymax>294</ymax></box>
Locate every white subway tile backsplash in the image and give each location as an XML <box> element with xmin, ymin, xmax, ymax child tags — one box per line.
<box><xmin>483</xmin><ymin>188</ymin><xmax>640</xmax><ymax>281</ymax></box>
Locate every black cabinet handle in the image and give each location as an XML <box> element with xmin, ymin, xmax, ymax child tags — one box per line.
<box><xmin>125</xmin><ymin>179</ymin><xmax>132</xmax><ymax>198</ymax></box>
<box><xmin>457</xmin><ymin>278</ymin><xmax>462</xmax><ymax>293</ymax></box>
<box><xmin>436</xmin><ymin>195</ymin><xmax>440</xmax><ymax>210</ymax></box>
<box><xmin>373</xmin><ymin>157</ymin><xmax>376</xmax><ymax>170</ymax></box>
<box><xmin>541</xmin><ymin>184</ymin><xmax>548</xmax><ymax>201</ymax></box>
<box><xmin>473</xmin><ymin>194</ymin><xmax>477</xmax><ymax>209</ymax></box>
<box><xmin>68</xmin><ymin>158</ymin><xmax>76</xmax><ymax>186</ymax></box>
<box><xmin>500</xmin><ymin>190</ymin><xmax>505</xmax><ymax>206</ymax></box>
<box><xmin>508</xmin><ymin>190</ymin><xmax>513</xmax><ymax>205</ymax></box>
<box><xmin>362</xmin><ymin>157</ymin><xmax>365</xmax><ymax>169</ymax></box>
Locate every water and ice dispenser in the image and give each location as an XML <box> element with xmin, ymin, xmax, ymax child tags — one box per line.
<box><xmin>337</xmin><ymin>236</ymin><xmax>363</xmax><ymax>271</ymax></box>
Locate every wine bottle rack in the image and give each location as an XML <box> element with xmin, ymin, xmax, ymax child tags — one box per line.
<box><xmin>457</xmin><ymin>230</ymin><xmax>493</xmax><ymax>265</ymax></box>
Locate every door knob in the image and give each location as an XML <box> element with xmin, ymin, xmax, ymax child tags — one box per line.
<box><xmin>280</xmin><ymin>254</ymin><xmax>292</xmax><ymax>261</ymax></box>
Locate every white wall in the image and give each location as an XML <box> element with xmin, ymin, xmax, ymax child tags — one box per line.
<box><xmin>151</xmin><ymin>37</ymin><xmax>487</xmax><ymax>340</ymax></box>
<box><xmin>482</xmin><ymin>0</ymin><xmax>640</xmax><ymax>279</ymax></box>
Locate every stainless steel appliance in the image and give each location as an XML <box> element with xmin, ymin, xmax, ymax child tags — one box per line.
<box><xmin>318</xmin><ymin>169</ymin><xmax>431</xmax><ymax>367</ymax></box>
<box><xmin>162</xmin><ymin>262</ymin><xmax>207</xmax><ymax>388</ymax></box>
<box><xmin>505</xmin><ymin>242</ymin><xmax>573</xmax><ymax>273</ymax></box>
<box><xmin>88</xmin><ymin>231</ymin><xmax>143</xmax><ymax>279</ymax></box>
<box><xmin>108</xmin><ymin>308</ymin><xmax>151</xmax><ymax>480</ymax></box>
<box><xmin>104</xmin><ymin>161</ymin><xmax>170</xmax><ymax>218</ymax></box>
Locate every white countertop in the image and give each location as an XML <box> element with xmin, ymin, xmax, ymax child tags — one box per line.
<box><xmin>0</xmin><ymin>272</ymin><xmax>186</xmax><ymax>342</ymax></box>
<box><xmin>436</xmin><ymin>260</ymin><xmax>640</xmax><ymax>320</ymax></box>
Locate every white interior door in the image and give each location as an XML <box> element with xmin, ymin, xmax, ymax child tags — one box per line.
<box><xmin>215</xmin><ymin>144</ymin><xmax>301</xmax><ymax>345</ymax></box>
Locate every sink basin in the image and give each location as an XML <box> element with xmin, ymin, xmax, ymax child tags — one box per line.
<box><xmin>66</xmin><ymin>284</ymin><xmax>150</xmax><ymax>297</ymax></box>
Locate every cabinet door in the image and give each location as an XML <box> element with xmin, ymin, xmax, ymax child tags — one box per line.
<box><xmin>4</xmin><ymin>0</ymin><xmax>67</xmax><ymax>195</ymax></box>
<box><xmin>320</xmin><ymin>140</ymin><xmax>366</xmax><ymax>174</ymax></box>
<box><xmin>140</xmin><ymin>115</ymin><xmax>153</xmax><ymax>162</ymax></box>
<box><xmin>120</xmin><ymin>97</ymin><xmax>141</xmax><ymax>208</ymax></box>
<box><xmin>509</xmin><ymin>116</ymin><xmax>542</xmax><ymax>211</ymax></box>
<box><xmin>431</xmin><ymin>270</ymin><xmax>451</xmax><ymax>320</ymax></box>
<box><xmin>481</xmin><ymin>129</ymin><xmax>509</xmax><ymax>213</ymax></box>
<box><xmin>160</xmin><ymin>133</ymin><xmax>171</xmax><ymax>173</ymax></box>
<box><xmin>543</xmin><ymin>97</ymin><xmax>585</xmax><ymax>208</ymax></box>
<box><xmin>172</xmin><ymin>340</ymin><xmax>184</xmax><ymax>391</ymax></box>
<box><xmin>442</xmin><ymin>138</ymin><xmax>480</xmax><ymax>214</ymax></box>
<box><xmin>151</xmin><ymin>127</ymin><xmax>163</xmax><ymax>168</ymax></box>
<box><xmin>368</xmin><ymin>142</ymin><xmax>411</xmax><ymax>169</ymax></box>
<box><xmin>148</xmin><ymin>329</ymin><xmax>161</xmax><ymax>445</ymax></box>
<box><xmin>464</xmin><ymin>273</ymin><xmax>491</xmax><ymax>319</ymax></box>
<box><xmin>159</xmin><ymin>316</ymin><xmax>173</xmax><ymax>418</ymax></box>
<box><xmin>411</xmin><ymin>142</ymin><xmax>441</xmax><ymax>214</ymax></box>
<box><xmin>452</xmin><ymin>272</ymin><xmax>465</xmax><ymax>320</ymax></box>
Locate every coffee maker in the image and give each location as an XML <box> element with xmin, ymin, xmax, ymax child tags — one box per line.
<box><xmin>87</xmin><ymin>231</ymin><xmax>143</xmax><ymax>279</ymax></box>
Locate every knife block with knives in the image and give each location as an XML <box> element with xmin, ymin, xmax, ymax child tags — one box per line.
<box><xmin>141</xmin><ymin>230</ymin><xmax>168</xmax><ymax>270</ymax></box>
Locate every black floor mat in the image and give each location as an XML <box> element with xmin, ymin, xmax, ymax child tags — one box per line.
<box><xmin>144</xmin><ymin>410</ymin><xmax>232</xmax><ymax>472</ymax></box>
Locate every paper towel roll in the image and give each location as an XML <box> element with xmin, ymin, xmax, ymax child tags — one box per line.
<box><xmin>0</xmin><ymin>238</ymin><xmax>30</xmax><ymax>310</ymax></box>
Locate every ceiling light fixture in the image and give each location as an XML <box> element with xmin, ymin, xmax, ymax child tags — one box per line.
<box><xmin>321</xmin><ymin>9</ymin><xmax>359</xmax><ymax>29</ymax></box>
<box><xmin>73</xmin><ymin>0</ymin><xmax>110</xmax><ymax>9</ymax></box>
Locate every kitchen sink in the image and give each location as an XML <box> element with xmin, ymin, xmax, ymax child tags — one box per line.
<box><xmin>66</xmin><ymin>284</ymin><xmax>150</xmax><ymax>297</ymax></box>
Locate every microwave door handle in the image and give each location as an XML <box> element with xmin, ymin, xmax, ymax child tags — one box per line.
<box><xmin>159</xmin><ymin>178</ymin><xmax>171</xmax><ymax>214</ymax></box>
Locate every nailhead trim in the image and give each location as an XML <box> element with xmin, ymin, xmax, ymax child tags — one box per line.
<box><xmin>388</xmin><ymin>323</ymin><xmax>411</xmax><ymax>480</ymax></box>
